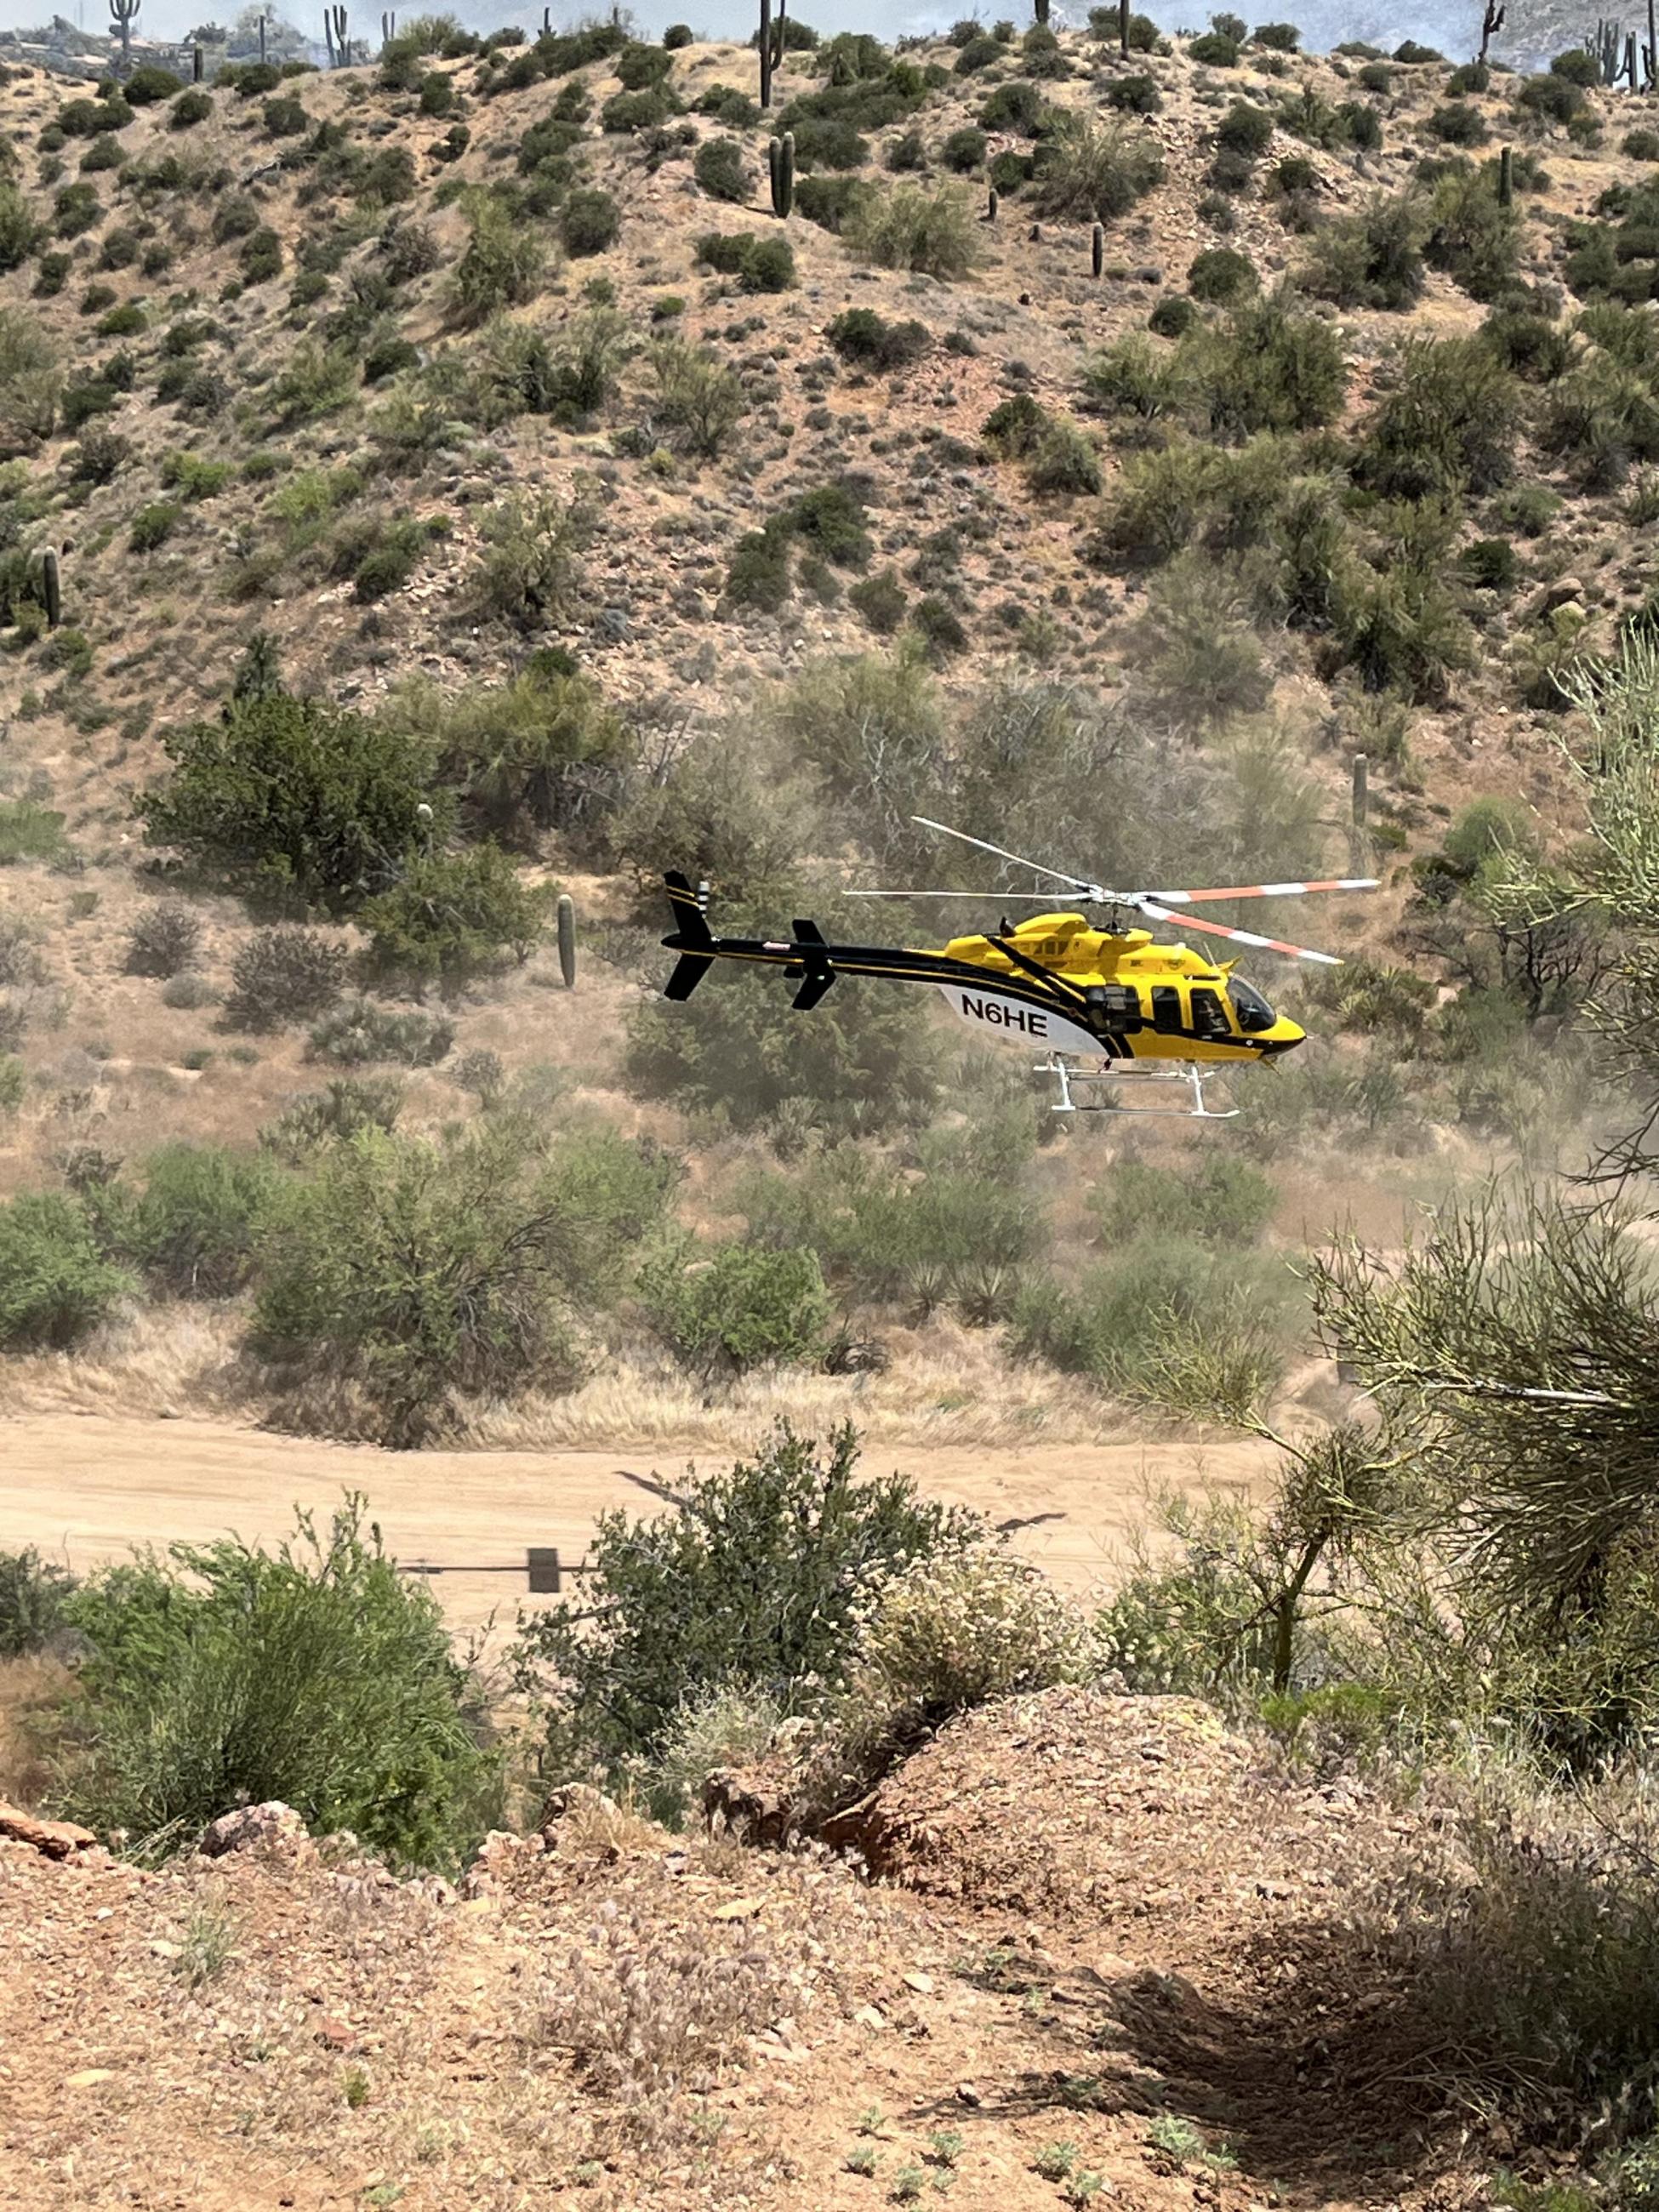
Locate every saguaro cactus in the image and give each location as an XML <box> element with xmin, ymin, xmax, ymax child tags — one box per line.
<box><xmin>1478</xmin><ymin>0</ymin><xmax>1504</xmax><ymax>63</ymax></box>
<box><xmin>1120</xmin><ymin>0</ymin><xmax>1131</xmax><ymax>54</ymax></box>
<box><xmin>758</xmin><ymin>0</ymin><xmax>772</xmax><ymax>108</ymax></box>
<box><xmin>258</xmin><ymin>10</ymin><xmax>266</xmax><ymax>60</ymax></box>
<box><xmin>1595</xmin><ymin>14</ymin><xmax>1622</xmax><ymax>83</ymax></box>
<box><xmin>1649</xmin><ymin>0</ymin><xmax>1656</xmax><ymax>88</ymax></box>
<box><xmin>325</xmin><ymin>3</ymin><xmax>348</xmax><ymax>66</ymax></box>
<box><xmin>1034</xmin><ymin>0</ymin><xmax>1051</xmax><ymax>21</ymax></box>
<box><xmin>557</xmin><ymin>896</ymin><xmax>577</xmax><ymax>989</ymax></box>
<box><xmin>1092</xmin><ymin>222</ymin><xmax>1103</xmax><ymax>276</ymax></box>
<box><xmin>987</xmin><ymin>185</ymin><xmax>998</xmax><ymax>220</ymax></box>
<box><xmin>767</xmin><ymin>131</ymin><xmax>794</xmax><ymax>218</ymax></box>
<box><xmin>381</xmin><ymin>9</ymin><xmax>395</xmax><ymax>42</ymax></box>
<box><xmin>1350</xmin><ymin>752</ymin><xmax>1369</xmax><ymax>870</ymax></box>
<box><xmin>109</xmin><ymin>0</ymin><xmax>139</xmax><ymax>78</ymax></box>
<box><xmin>1628</xmin><ymin>29</ymin><xmax>1641</xmax><ymax>86</ymax></box>
<box><xmin>191</xmin><ymin>40</ymin><xmax>202</xmax><ymax>77</ymax></box>
<box><xmin>1497</xmin><ymin>141</ymin><xmax>1513</xmax><ymax>205</ymax></box>
<box><xmin>39</xmin><ymin>548</ymin><xmax>60</xmax><ymax>630</ymax></box>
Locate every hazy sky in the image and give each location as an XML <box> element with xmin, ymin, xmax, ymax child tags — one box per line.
<box><xmin>0</xmin><ymin>0</ymin><xmax>1493</xmax><ymax>68</ymax></box>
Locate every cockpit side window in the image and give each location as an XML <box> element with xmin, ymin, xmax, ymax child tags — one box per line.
<box><xmin>1189</xmin><ymin>985</ymin><xmax>1234</xmax><ymax>1039</ymax></box>
<box><xmin>1150</xmin><ymin>985</ymin><xmax>1182</xmax><ymax>1031</ymax></box>
<box><xmin>1230</xmin><ymin>978</ymin><xmax>1277</xmax><ymax>1035</ymax></box>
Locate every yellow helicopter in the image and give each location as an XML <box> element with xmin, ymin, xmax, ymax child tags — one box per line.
<box><xmin>660</xmin><ymin>817</ymin><xmax>1377</xmax><ymax>1118</ymax></box>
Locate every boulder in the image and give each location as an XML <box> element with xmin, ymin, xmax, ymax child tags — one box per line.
<box><xmin>0</xmin><ymin>1801</ymin><xmax>97</xmax><ymax>1861</ymax></box>
<box><xmin>198</xmin><ymin>1801</ymin><xmax>308</xmax><ymax>1857</ymax></box>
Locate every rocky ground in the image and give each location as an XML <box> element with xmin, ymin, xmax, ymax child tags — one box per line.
<box><xmin>0</xmin><ymin>1689</ymin><xmax>1480</xmax><ymax>2212</ymax></box>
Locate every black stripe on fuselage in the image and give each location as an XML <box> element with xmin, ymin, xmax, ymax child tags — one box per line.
<box><xmin>659</xmin><ymin>928</ymin><xmax>1271</xmax><ymax>1058</ymax></box>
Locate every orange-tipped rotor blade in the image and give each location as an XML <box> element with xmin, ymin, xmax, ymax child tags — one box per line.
<box><xmin>1145</xmin><ymin>876</ymin><xmax>1380</xmax><ymax>904</ymax></box>
<box><xmin>1136</xmin><ymin>898</ymin><xmax>1344</xmax><ymax>965</ymax></box>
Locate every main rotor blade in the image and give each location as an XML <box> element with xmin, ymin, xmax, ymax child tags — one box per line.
<box><xmin>910</xmin><ymin>816</ymin><xmax>1100</xmax><ymax>896</ymax></box>
<box><xmin>1135</xmin><ymin>898</ymin><xmax>1344</xmax><ymax>965</ymax></box>
<box><xmin>848</xmin><ymin>888</ymin><xmax>1069</xmax><ymax>901</ymax></box>
<box><xmin>1144</xmin><ymin>876</ymin><xmax>1381</xmax><ymax>905</ymax></box>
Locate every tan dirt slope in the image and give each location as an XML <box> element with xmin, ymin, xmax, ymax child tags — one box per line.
<box><xmin>0</xmin><ymin>1689</ymin><xmax>1464</xmax><ymax>2212</ymax></box>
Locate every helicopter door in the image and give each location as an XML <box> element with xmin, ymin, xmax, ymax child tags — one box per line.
<box><xmin>1189</xmin><ymin>985</ymin><xmax>1235</xmax><ymax>1040</ymax></box>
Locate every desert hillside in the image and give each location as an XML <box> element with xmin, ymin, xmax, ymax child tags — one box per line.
<box><xmin>8</xmin><ymin>14</ymin><xmax>1659</xmax><ymax>2212</ymax></box>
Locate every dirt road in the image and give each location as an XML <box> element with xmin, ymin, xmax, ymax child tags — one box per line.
<box><xmin>1</xmin><ymin>1414</ymin><xmax>1276</xmax><ymax>1631</ymax></box>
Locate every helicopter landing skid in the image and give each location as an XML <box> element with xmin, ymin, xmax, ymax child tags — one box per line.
<box><xmin>1039</xmin><ymin>1058</ymin><xmax>1240</xmax><ymax>1120</ymax></box>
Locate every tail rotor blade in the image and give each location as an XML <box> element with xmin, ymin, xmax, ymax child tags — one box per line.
<box><xmin>1135</xmin><ymin>898</ymin><xmax>1344</xmax><ymax>966</ymax></box>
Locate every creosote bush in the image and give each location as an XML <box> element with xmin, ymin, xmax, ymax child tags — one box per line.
<box><xmin>252</xmin><ymin>1119</ymin><xmax>674</xmax><ymax>1445</ymax></box>
<box><xmin>639</xmin><ymin>1240</ymin><xmax>832</xmax><ymax>1381</ymax></box>
<box><xmin>512</xmin><ymin>1423</ymin><xmax>975</xmax><ymax>1773</ymax></box>
<box><xmin>54</xmin><ymin>1500</ymin><xmax>500</xmax><ymax>1869</ymax></box>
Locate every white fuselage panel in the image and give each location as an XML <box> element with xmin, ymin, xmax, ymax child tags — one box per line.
<box><xmin>936</xmin><ymin>982</ymin><xmax>1105</xmax><ymax>1059</ymax></box>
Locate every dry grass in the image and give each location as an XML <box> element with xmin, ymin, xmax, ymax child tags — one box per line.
<box><xmin>0</xmin><ymin>1302</ymin><xmax>1127</xmax><ymax>1445</ymax></box>
<box><xmin>0</xmin><ymin>1651</ymin><xmax>73</xmax><ymax>1808</ymax></box>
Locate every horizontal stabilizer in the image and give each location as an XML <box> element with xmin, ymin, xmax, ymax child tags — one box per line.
<box><xmin>664</xmin><ymin>953</ymin><xmax>715</xmax><ymax>1001</ymax></box>
<box><xmin>791</xmin><ymin>966</ymin><xmax>835</xmax><ymax>1012</ymax></box>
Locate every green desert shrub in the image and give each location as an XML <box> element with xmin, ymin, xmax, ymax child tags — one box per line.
<box><xmin>0</xmin><ymin>1190</ymin><xmax>132</xmax><ymax>1349</ymax></box>
<box><xmin>306</xmin><ymin>1001</ymin><xmax>454</xmax><ymax>1069</ymax></box>
<box><xmin>561</xmin><ymin>186</ymin><xmax>621</xmax><ymax>255</ymax></box>
<box><xmin>693</xmin><ymin>136</ymin><xmax>750</xmax><ymax>202</ymax></box>
<box><xmin>841</xmin><ymin>182</ymin><xmax>980</xmax><ymax>277</ymax></box>
<box><xmin>54</xmin><ymin>1500</ymin><xmax>500</xmax><ymax>1868</ymax></box>
<box><xmin>0</xmin><ymin>1547</ymin><xmax>77</xmax><ymax>1659</ymax></box>
<box><xmin>511</xmin><ymin>1423</ymin><xmax>974</xmax><ymax>1771</ymax></box>
<box><xmin>137</xmin><ymin>692</ymin><xmax>445</xmax><ymax>914</ymax></box>
<box><xmin>129</xmin><ymin>500</ymin><xmax>182</xmax><ymax>554</ymax></box>
<box><xmin>1355</xmin><ymin>334</ymin><xmax>1520</xmax><ymax>498</ymax></box>
<box><xmin>124</xmin><ymin>904</ymin><xmax>202</xmax><ymax>979</ymax></box>
<box><xmin>1027</xmin><ymin>418</ymin><xmax>1102</xmax><ymax>493</ymax></box>
<box><xmin>649</xmin><ymin>335</ymin><xmax>747</xmax><ymax>456</ymax></box>
<box><xmin>1189</xmin><ymin>244</ymin><xmax>1258</xmax><ymax>301</ymax></box>
<box><xmin>1012</xmin><ymin>1234</ymin><xmax>1295</xmax><ymax>1420</ymax></box>
<box><xmin>94</xmin><ymin>1143</ymin><xmax>276</xmax><ymax>1300</ymax></box>
<box><xmin>1093</xmin><ymin>1155</ymin><xmax>1275</xmax><ymax>1247</ymax></box>
<box><xmin>1422</xmin><ymin>166</ymin><xmax>1520</xmax><ymax>301</ymax></box>
<box><xmin>1215</xmin><ymin>100</ymin><xmax>1273</xmax><ymax>157</ymax></box>
<box><xmin>390</xmin><ymin>661</ymin><xmax>628</xmax><ymax>842</ymax></box>
<box><xmin>359</xmin><ymin>843</ymin><xmax>547</xmax><ymax>989</ymax></box>
<box><xmin>251</xmin><ymin>1120</ymin><xmax>671</xmax><ymax>1443</ymax></box>
<box><xmin>1031</xmin><ymin>113</ymin><xmax>1163</xmax><ymax>221</ymax></box>
<box><xmin>696</xmin><ymin>228</ymin><xmax>795</xmax><ymax>289</ymax></box>
<box><xmin>1298</xmin><ymin>190</ymin><xmax>1426</xmax><ymax>310</ymax></box>
<box><xmin>450</xmin><ymin>196</ymin><xmax>545</xmax><ymax>322</ymax></box>
<box><xmin>827</xmin><ymin>307</ymin><xmax>931</xmax><ymax>369</ymax></box>
<box><xmin>472</xmin><ymin>487</ymin><xmax>595</xmax><ymax>627</ymax></box>
<box><xmin>639</xmin><ymin>1240</ymin><xmax>832</xmax><ymax>1381</ymax></box>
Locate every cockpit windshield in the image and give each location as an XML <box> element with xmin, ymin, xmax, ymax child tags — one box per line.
<box><xmin>1230</xmin><ymin>978</ymin><xmax>1277</xmax><ymax>1034</ymax></box>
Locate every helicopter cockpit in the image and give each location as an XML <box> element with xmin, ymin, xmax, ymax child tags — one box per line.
<box><xmin>1229</xmin><ymin>977</ymin><xmax>1279</xmax><ymax>1034</ymax></box>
